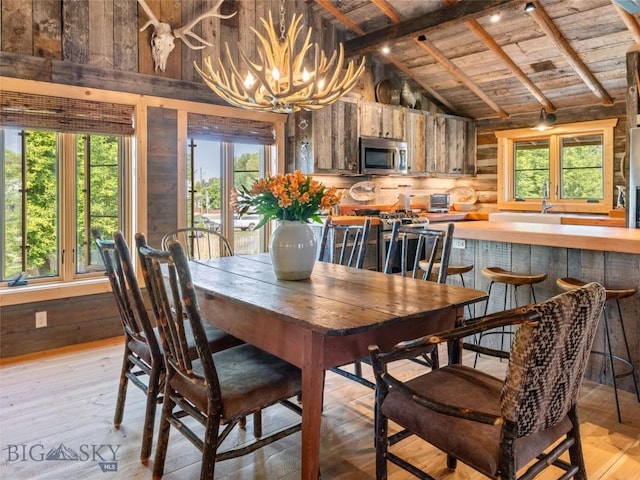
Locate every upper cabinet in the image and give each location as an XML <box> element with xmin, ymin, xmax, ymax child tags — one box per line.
<box><xmin>405</xmin><ymin>110</ymin><xmax>426</xmax><ymax>174</ymax></box>
<box><xmin>311</xmin><ymin>100</ymin><xmax>359</xmax><ymax>173</ymax></box>
<box><xmin>296</xmin><ymin>99</ymin><xmax>476</xmax><ymax>176</ymax></box>
<box><xmin>425</xmin><ymin>114</ymin><xmax>476</xmax><ymax>176</ymax></box>
<box><xmin>358</xmin><ymin>102</ymin><xmax>404</xmax><ymax>140</ymax></box>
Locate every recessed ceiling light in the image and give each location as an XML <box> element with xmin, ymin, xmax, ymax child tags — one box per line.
<box><xmin>490</xmin><ymin>13</ymin><xmax>501</xmax><ymax>23</ymax></box>
<box><xmin>381</xmin><ymin>46</ymin><xmax>391</xmax><ymax>54</ymax></box>
<box><xmin>524</xmin><ymin>2</ymin><xmax>535</xmax><ymax>13</ymax></box>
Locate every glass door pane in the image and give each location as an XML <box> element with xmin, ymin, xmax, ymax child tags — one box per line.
<box><xmin>232</xmin><ymin>143</ymin><xmax>262</xmax><ymax>254</ymax></box>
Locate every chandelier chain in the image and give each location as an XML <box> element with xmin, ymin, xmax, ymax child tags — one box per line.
<box><xmin>279</xmin><ymin>0</ymin><xmax>286</xmax><ymax>43</ymax></box>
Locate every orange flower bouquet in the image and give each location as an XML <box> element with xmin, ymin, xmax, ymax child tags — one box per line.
<box><xmin>233</xmin><ymin>171</ymin><xmax>341</xmax><ymax>230</ymax></box>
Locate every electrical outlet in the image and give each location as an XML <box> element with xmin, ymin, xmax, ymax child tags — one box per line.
<box><xmin>35</xmin><ymin>311</ymin><xmax>47</xmax><ymax>328</ymax></box>
<box><xmin>452</xmin><ymin>239</ymin><xmax>466</xmax><ymax>249</ymax></box>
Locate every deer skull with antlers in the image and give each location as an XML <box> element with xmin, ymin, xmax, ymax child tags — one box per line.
<box><xmin>137</xmin><ymin>0</ymin><xmax>236</xmax><ymax>73</ymax></box>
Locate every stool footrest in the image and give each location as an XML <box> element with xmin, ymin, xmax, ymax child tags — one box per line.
<box><xmin>590</xmin><ymin>350</ymin><xmax>636</xmax><ymax>379</ymax></box>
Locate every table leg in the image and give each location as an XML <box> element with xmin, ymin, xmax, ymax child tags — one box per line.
<box><xmin>301</xmin><ymin>332</ymin><xmax>325</xmax><ymax>479</ymax></box>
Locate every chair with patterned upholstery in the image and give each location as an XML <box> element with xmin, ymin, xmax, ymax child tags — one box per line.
<box><xmin>369</xmin><ymin>282</ymin><xmax>606</xmax><ymax>480</ymax></box>
<box><xmin>140</xmin><ymin>240</ymin><xmax>302</xmax><ymax>479</ymax></box>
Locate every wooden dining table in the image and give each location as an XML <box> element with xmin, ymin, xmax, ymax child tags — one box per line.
<box><xmin>188</xmin><ymin>254</ymin><xmax>487</xmax><ymax>480</ymax></box>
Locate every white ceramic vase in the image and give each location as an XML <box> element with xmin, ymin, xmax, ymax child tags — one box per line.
<box><xmin>270</xmin><ymin>221</ymin><xmax>317</xmax><ymax>280</ymax></box>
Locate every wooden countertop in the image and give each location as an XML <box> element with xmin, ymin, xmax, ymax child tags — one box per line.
<box><xmin>328</xmin><ymin>212</ymin><xmax>469</xmax><ymax>226</ymax></box>
<box><xmin>443</xmin><ymin>221</ymin><xmax>640</xmax><ymax>255</ymax></box>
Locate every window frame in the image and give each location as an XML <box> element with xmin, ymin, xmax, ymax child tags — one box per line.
<box><xmin>1</xmin><ymin>129</ymin><xmax>131</xmax><ymax>285</ymax></box>
<box><xmin>496</xmin><ymin>118</ymin><xmax>617</xmax><ymax>214</ymax></box>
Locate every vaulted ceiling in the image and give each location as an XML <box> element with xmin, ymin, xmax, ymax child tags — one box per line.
<box><xmin>310</xmin><ymin>0</ymin><xmax>638</xmax><ymax>122</ymax></box>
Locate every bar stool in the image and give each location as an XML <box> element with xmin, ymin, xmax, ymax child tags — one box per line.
<box><xmin>474</xmin><ymin>267</ymin><xmax>547</xmax><ymax>366</ymax></box>
<box><xmin>557</xmin><ymin>277</ymin><xmax>640</xmax><ymax>423</ymax></box>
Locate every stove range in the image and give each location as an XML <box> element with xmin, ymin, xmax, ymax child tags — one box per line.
<box><xmin>378</xmin><ymin>212</ymin><xmax>430</xmax><ymax>231</ymax></box>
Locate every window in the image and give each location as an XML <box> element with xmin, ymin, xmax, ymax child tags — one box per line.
<box><xmin>496</xmin><ymin>119</ymin><xmax>617</xmax><ymax>213</ymax></box>
<box><xmin>1</xmin><ymin>128</ymin><xmax>130</xmax><ymax>283</ymax></box>
<box><xmin>187</xmin><ymin>139</ymin><xmax>267</xmax><ymax>254</ymax></box>
<box><xmin>186</xmin><ymin>113</ymin><xmax>275</xmax><ymax>255</ymax></box>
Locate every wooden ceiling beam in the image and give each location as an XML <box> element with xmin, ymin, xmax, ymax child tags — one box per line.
<box><xmin>344</xmin><ymin>0</ymin><xmax>522</xmax><ymax>56</ymax></box>
<box><xmin>415</xmin><ymin>35</ymin><xmax>509</xmax><ymax>118</ymax></box>
<box><xmin>370</xmin><ymin>0</ymin><xmax>402</xmax><ymax>24</ymax></box>
<box><xmin>313</xmin><ymin>0</ymin><xmax>365</xmax><ymax>36</ymax></box>
<box><xmin>527</xmin><ymin>0</ymin><xmax>614</xmax><ymax>105</ymax></box>
<box><xmin>612</xmin><ymin>1</ymin><xmax>640</xmax><ymax>44</ymax></box>
<box><xmin>313</xmin><ymin>0</ymin><xmax>459</xmax><ymax>113</ymax></box>
<box><xmin>368</xmin><ymin>0</ymin><xmax>509</xmax><ymax>118</ymax></box>
<box><xmin>465</xmin><ymin>19</ymin><xmax>556</xmax><ymax>112</ymax></box>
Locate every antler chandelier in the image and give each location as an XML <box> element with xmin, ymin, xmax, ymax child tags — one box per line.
<box><xmin>195</xmin><ymin>1</ymin><xmax>365</xmax><ymax>113</ymax></box>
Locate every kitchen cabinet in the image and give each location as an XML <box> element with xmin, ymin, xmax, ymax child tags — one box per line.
<box><xmin>296</xmin><ymin>98</ymin><xmax>475</xmax><ymax>176</ymax></box>
<box><xmin>426</xmin><ymin>114</ymin><xmax>476</xmax><ymax>175</ymax></box>
<box><xmin>311</xmin><ymin>100</ymin><xmax>359</xmax><ymax>173</ymax></box>
<box><xmin>358</xmin><ymin>101</ymin><xmax>404</xmax><ymax>140</ymax></box>
<box><xmin>405</xmin><ymin>109</ymin><xmax>426</xmax><ymax>173</ymax></box>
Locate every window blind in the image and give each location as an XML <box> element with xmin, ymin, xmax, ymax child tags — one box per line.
<box><xmin>0</xmin><ymin>91</ymin><xmax>134</xmax><ymax>136</ymax></box>
<box><xmin>188</xmin><ymin>113</ymin><xmax>275</xmax><ymax>145</ymax></box>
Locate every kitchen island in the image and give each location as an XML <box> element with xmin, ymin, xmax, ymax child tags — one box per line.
<box><xmin>440</xmin><ymin>220</ymin><xmax>640</xmax><ymax>394</ymax></box>
<box><xmin>450</xmin><ymin>220</ymin><xmax>640</xmax><ymax>254</ymax></box>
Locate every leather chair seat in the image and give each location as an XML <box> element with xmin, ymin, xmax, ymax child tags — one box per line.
<box><xmin>381</xmin><ymin>364</ymin><xmax>572</xmax><ymax>478</ymax></box>
<box><xmin>170</xmin><ymin>343</ymin><xmax>301</xmax><ymax>421</ymax></box>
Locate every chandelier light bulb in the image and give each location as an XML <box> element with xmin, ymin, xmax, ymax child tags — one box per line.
<box><xmin>244</xmin><ymin>73</ymin><xmax>255</xmax><ymax>88</ymax></box>
<box><xmin>302</xmin><ymin>68</ymin><xmax>310</xmax><ymax>82</ymax></box>
<box><xmin>272</xmin><ymin>67</ymin><xmax>281</xmax><ymax>81</ymax></box>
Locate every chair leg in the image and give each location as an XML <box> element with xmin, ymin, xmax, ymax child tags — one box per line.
<box><xmin>375</xmin><ymin>408</ymin><xmax>389</xmax><ymax>480</ymax></box>
<box><xmin>113</xmin><ymin>348</ymin><xmax>132</xmax><ymax>428</ymax></box>
<box><xmin>567</xmin><ymin>407</ymin><xmax>588</xmax><ymax>480</ymax></box>
<box><xmin>200</xmin><ymin>418</ymin><xmax>220</xmax><ymax>480</ymax></box>
<box><xmin>253</xmin><ymin>411</ymin><xmax>262</xmax><ymax>438</ymax></box>
<box><xmin>152</xmin><ymin>385</ymin><xmax>175</xmax><ymax>479</ymax></box>
<box><xmin>354</xmin><ymin>360</ymin><xmax>363</xmax><ymax>377</ymax></box>
<box><xmin>140</xmin><ymin>364</ymin><xmax>162</xmax><ymax>463</ymax></box>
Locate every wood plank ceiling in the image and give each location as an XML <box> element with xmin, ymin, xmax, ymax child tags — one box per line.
<box><xmin>311</xmin><ymin>0</ymin><xmax>640</xmax><ymax>121</ymax></box>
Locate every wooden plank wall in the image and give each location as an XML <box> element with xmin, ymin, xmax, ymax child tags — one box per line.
<box><xmin>449</xmin><ymin>241</ymin><xmax>640</xmax><ymax>393</ymax></box>
<box><xmin>0</xmin><ymin>294</ymin><xmax>121</xmax><ymax>358</ymax></box>
<box><xmin>146</xmin><ymin>106</ymin><xmax>179</xmax><ymax>248</ymax></box>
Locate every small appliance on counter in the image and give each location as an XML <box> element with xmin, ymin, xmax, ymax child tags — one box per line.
<box><xmin>397</xmin><ymin>184</ymin><xmax>412</xmax><ymax>212</ymax></box>
<box><xmin>427</xmin><ymin>193</ymin><xmax>450</xmax><ymax>213</ymax></box>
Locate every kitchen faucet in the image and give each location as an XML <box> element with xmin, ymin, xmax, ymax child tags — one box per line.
<box><xmin>541</xmin><ymin>180</ymin><xmax>553</xmax><ymax>213</ymax></box>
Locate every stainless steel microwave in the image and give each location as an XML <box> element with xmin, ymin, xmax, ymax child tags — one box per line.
<box><xmin>359</xmin><ymin>137</ymin><xmax>408</xmax><ymax>175</ymax></box>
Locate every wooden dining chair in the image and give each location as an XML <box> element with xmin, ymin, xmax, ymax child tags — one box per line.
<box><xmin>97</xmin><ymin>231</ymin><xmax>244</xmax><ymax>464</ymax></box>
<box><xmin>135</xmin><ymin>232</ymin><xmax>244</xmax><ymax>358</ymax></box>
<box><xmin>318</xmin><ymin>217</ymin><xmax>372</xmax><ymax>268</ymax></box>
<box><xmin>383</xmin><ymin>221</ymin><xmax>454</xmax><ymax>282</ymax></box>
<box><xmin>383</xmin><ymin>221</ymin><xmax>455</xmax><ymax>369</ymax></box>
<box><xmin>162</xmin><ymin>226</ymin><xmax>233</xmax><ymax>260</ymax></box>
<box><xmin>139</xmin><ymin>240</ymin><xmax>303</xmax><ymax>480</ymax></box>
<box><xmin>95</xmin><ymin>232</ymin><xmax>164</xmax><ymax>464</ymax></box>
<box><xmin>368</xmin><ymin>282</ymin><xmax>606</xmax><ymax>480</ymax></box>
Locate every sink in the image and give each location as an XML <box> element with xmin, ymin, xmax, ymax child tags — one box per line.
<box><xmin>488</xmin><ymin>212</ymin><xmax>563</xmax><ymax>224</ymax></box>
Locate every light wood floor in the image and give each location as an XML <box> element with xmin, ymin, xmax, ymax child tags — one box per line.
<box><xmin>1</xmin><ymin>337</ymin><xmax>639</xmax><ymax>480</ymax></box>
